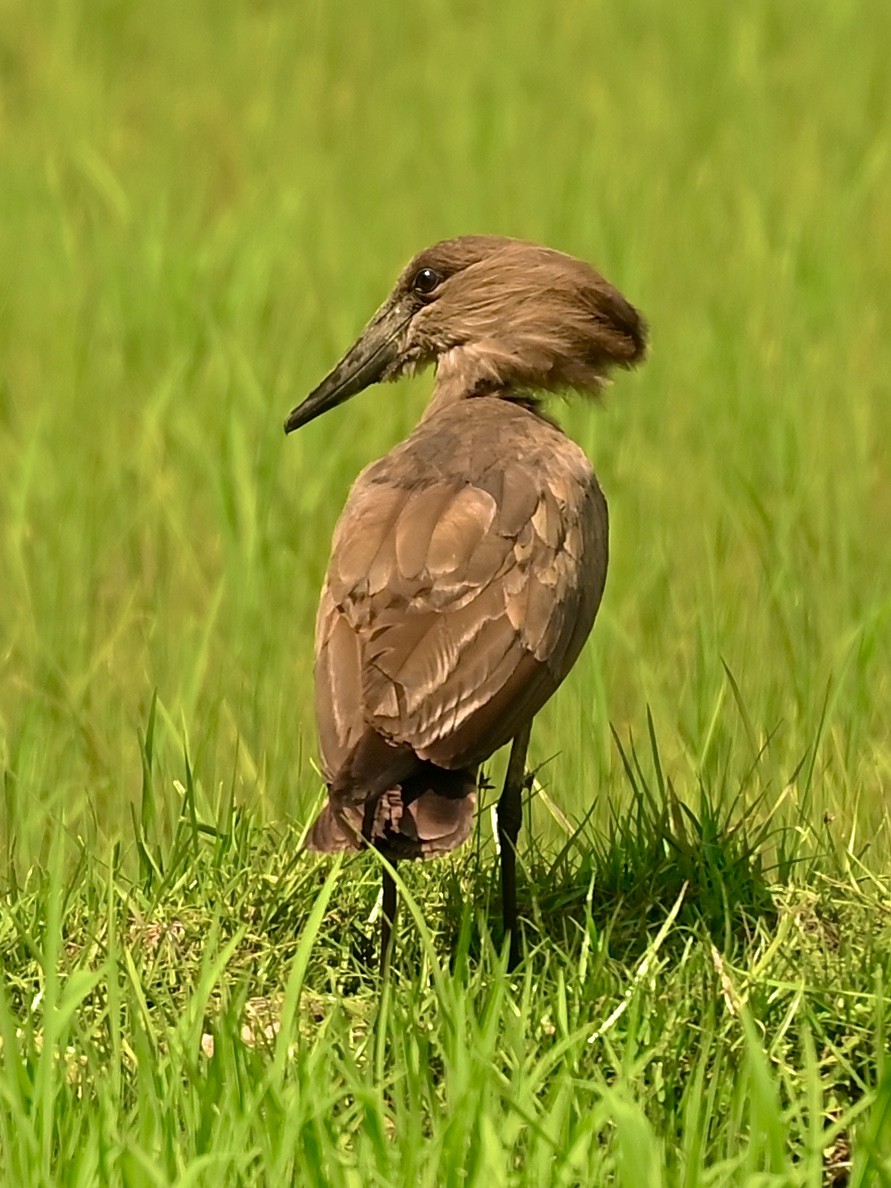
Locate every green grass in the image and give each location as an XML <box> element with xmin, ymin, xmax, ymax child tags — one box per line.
<box><xmin>1</xmin><ymin>0</ymin><xmax>890</xmax><ymax>1182</ymax></box>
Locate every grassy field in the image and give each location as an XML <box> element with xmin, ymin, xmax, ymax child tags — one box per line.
<box><xmin>1</xmin><ymin>0</ymin><xmax>890</xmax><ymax>1182</ymax></box>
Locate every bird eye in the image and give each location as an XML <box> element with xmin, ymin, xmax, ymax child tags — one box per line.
<box><xmin>411</xmin><ymin>266</ymin><xmax>442</xmax><ymax>295</ymax></box>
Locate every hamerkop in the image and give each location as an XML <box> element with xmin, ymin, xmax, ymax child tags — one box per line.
<box><xmin>284</xmin><ymin>236</ymin><xmax>646</xmax><ymax>969</ymax></box>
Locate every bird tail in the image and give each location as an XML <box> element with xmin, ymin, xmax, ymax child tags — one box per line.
<box><xmin>306</xmin><ymin>766</ymin><xmax>477</xmax><ymax>860</ymax></box>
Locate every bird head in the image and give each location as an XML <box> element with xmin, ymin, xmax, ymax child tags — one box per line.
<box><xmin>284</xmin><ymin>236</ymin><xmax>646</xmax><ymax>432</ymax></box>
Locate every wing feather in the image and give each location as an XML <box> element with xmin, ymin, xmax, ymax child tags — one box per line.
<box><xmin>314</xmin><ymin>400</ymin><xmax>608</xmax><ymax>784</ymax></box>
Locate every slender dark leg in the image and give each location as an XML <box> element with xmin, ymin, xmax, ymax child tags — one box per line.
<box><xmin>379</xmin><ymin>860</ymin><xmax>398</xmax><ymax>977</ymax></box>
<box><xmin>498</xmin><ymin>722</ymin><xmax>532</xmax><ymax>969</ymax></box>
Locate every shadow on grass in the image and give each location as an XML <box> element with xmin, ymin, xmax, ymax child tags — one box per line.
<box><xmin>442</xmin><ymin>718</ymin><xmax>782</xmax><ymax>968</ymax></box>
<box><xmin>522</xmin><ymin>784</ymin><xmax>778</xmax><ymax>963</ymax></box>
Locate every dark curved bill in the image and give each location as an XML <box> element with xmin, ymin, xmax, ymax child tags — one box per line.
<box><xmin>284</xmin><ymin>304</ymin><xmax>410</xmax><ymax>434</ymax></box>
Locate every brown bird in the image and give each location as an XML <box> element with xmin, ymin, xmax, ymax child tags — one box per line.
<box><xmin>284</xmin><ymin>236</ymin><xmax>646</xmax><ymax>969</ymax></box>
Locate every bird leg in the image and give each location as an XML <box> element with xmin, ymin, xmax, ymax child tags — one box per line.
<box><xmin>498</xmin><ymin>722</ymin><xmax>532</xmax><ymax>969</ymax></box>
<box><xmin>379</xmin><ymin>860</ymin><xmax>398</xmax><ymax>977</ymax></box>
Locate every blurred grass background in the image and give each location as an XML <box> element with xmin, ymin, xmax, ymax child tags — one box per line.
<box><xmin>2</xmin><ymin>0</ymin><xmax>888</xmax><ymax>865</ymax></box>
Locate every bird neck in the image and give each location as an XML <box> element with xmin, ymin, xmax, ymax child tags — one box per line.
<box><xmin>424</xmin><ymin>343</ymin><xmax>532</xmax><ymax>422</ymax></box>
